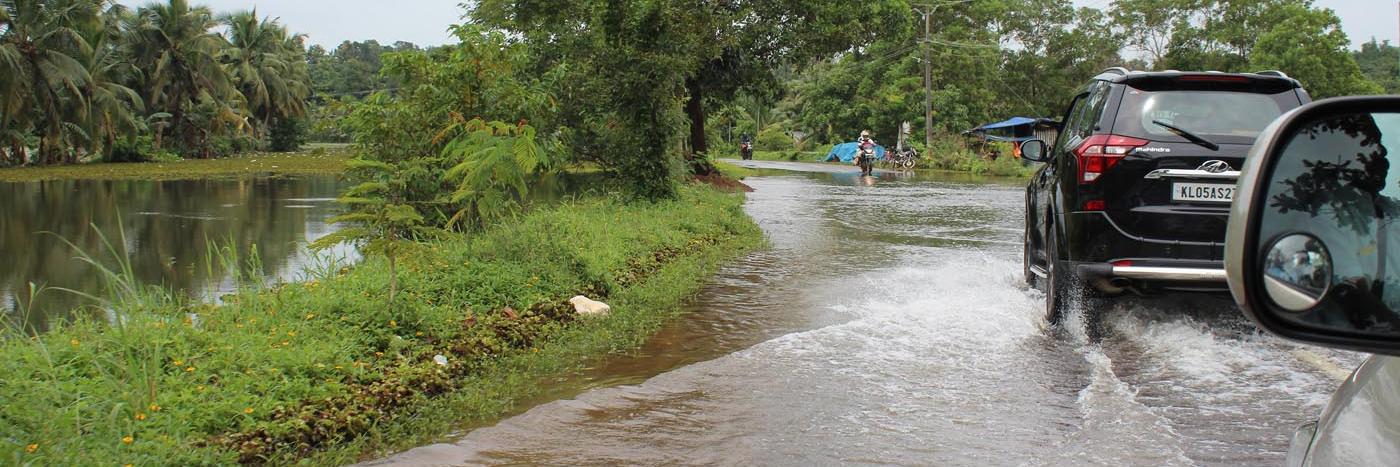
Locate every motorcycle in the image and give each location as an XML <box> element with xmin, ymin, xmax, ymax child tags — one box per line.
<box><xmin>885</xmin><ymin>147</ymin><xmax>918</xmax><ymax>170</ymax></box>
<box><xmin>855</xmin><ymin>146</ymin><xmax>876</xmax><ymax>176</ymax></box>
<box><xmin>740</xmin><ymin>141</ymin><xmax>753</xmax><ymax>160</ymax></box>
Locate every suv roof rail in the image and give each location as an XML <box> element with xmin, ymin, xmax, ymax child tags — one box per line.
<box><xmin>1101</xmin><ymin>67</ymin><xmax>1130</xmax><ymax>76</ymax></box>
<box><xmin>1255</xmin><ymin>70</ymin><xmax>1290</xmax><ymax>79</ymax></box>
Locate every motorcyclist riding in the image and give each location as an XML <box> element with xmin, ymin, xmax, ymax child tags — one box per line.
<box><xmin>740</xmin><ymin>133</ymin><xmax>753</xmax><ymax>160</ymax></box>
<box><xmin>856</xmin><ymin>130</ymin><xmax>877</xmax><ymax>176</ymax></box>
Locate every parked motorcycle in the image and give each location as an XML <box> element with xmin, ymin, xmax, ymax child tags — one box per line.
<box><xmin>885</xmin><ymin>148</ymin><xmax>918</xmax><ymax>170</ymax></box>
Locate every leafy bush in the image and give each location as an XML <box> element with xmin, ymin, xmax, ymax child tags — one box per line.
<box><xmin>755</xmin><ymin>125</ymin><xmax>790</xmax><ymax>151</ymax></box>
<box><xmin>269</xmin><ymin>117</ymin><xmax>307</xmax><ymax>152</ymax></box>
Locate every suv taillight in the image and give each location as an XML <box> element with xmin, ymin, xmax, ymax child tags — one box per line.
<box><xmin>1074</xmin><ymin>134</ymin><xmax>1149</xmax><ymax>184</ymax></box>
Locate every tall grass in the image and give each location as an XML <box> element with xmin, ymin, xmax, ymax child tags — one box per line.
<box><xmin>0</xmin><ymin>184</ymin><xmax>761</xmax><ymax>465</ymax></box>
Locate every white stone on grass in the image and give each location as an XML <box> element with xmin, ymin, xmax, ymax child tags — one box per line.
<box><xmin>569</xmin><ymin>296</ymin><xmax>611</xmax><ymax>317</ymax></box>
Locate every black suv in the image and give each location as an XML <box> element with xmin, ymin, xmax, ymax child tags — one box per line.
<box><xmin>1020</xmin><ymin>68</ymin><xmax>1310</xmax><ymax>323</ymax></box>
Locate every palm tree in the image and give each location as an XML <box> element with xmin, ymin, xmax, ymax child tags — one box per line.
<box><xmin>221</xmin><ymin>9</ymin><xmax>307</xmax><ymax>138</ymax></box>
<box><xmin>81</xmin><ymin>5</ymin><xmax>143</xmax><ymax>159</ymax></box>
<box><xmin>123</xmin><ymin>0</ymin><xmax>235</xmax><ymax>157</ymax></box>
<box><xmin>0</xmin><ymin>0</ymin><xmax>101</xmax><ymax>165</ymax></box>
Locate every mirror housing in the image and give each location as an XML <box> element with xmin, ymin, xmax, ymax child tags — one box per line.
<box><xmin>1227</xmin><ymin>96</ymin><xmax>1400</xmax><ymax>356</ymax></box>
<box><xmin>1020</xmin><ymin>139</ymin><xmax>1049</xmax><ymax>163</ymax></box>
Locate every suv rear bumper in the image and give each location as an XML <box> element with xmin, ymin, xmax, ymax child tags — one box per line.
<box><xmin>1075</xmin><ymin>262</ymin><xmax>1228</xmax><ymax>295</ymax></box>
<box><xmin>1077</xmin><ymin>263</ymin><xmax>1226</xmax><ymax>282</ymax></box>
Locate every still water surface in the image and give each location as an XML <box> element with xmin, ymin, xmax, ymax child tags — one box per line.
<box><xmin>1</xmin><ymin>175</ymin><xmax>349</xmax><ymax>330</ymax></box>
<box><xmin>371</xmin><ymin>160</ymin><xmax>1359</xmax><ymax>466</ymax></box>
<box><xmin>2</xmin><ymin>172</ymin><xmax>607</xmax><ymax>330</ymax></box>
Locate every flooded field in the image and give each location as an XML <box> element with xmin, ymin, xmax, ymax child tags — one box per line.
<box><xmin>0</xmin><ymin>175</ymin><xmax>350</xmax><ymax>330</ymax></box>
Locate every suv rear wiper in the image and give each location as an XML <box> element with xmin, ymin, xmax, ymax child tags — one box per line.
<box><xmin>1152</xmin><ymin>120</ymin><xmax>1219</xmax><ymax>151</ymax></box>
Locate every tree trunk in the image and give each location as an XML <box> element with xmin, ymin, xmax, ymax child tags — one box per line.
<box><xmin>170</xmin><ymin>86</ymin><xmax>187</xmax><ymax>157</ymax></box>
<box><xmin>28</xmin><ymin>54</ymin><xmax>61</xmax><ymax>166</ymax></box>
<box><xmin>684</xmin><ymin>77</ymin><xmax>715</xmax><ymax>176</ymax></box>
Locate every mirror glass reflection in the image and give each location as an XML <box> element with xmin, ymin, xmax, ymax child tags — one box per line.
<box><xmin>1263</xmin><ymin>233</ymin><xmax>1332</xmax><ymax>312</ymax></box>
<box><xmin>1261</xmin><ymin>112</ymin><xmax>1400</xmax><ymax>335</ymax></box>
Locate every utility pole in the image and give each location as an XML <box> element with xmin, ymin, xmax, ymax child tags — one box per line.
<box><xmin>913</xmin><ymin>5</ymin><xmax>935</xmax><ymax>157</ymax></box>
<box><xmin>922</xmin><ymin>10</ymin><xmax>933</xmax><ymax>155</ymax></box>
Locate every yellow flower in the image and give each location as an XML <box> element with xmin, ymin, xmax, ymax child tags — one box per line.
<box><xmin>306</xmin><ymin>313</ymin><xmax>315</xmax><ymax>320</ymax></box>
<box><xmin>149</xmin><ymin>404</ymin><xmax>161</xmax><ymax>412</ymax></box>
<box><xmin>196</xmin><ymin>385</ymin><xmax>206</xmax><ymax>392</ymax></box>
<box><xmin>280</xmin><ymin>341</ymin><xmax>289</xmax><ymax>346</ymax></box>
<box><xmin>122</xmin><ymin>435</ymin><xmax>134</xmax><ymax>445</ymax></box>
<box><xmin>244</xmin><ymin>407</ymin><xmax>254</xmax><ymax>414</ymax></box>
<box><xmin>25</xmin><ymin>443</ymin><xmax>37</xmax><ymax>453</ymax></box>
<box><xmin>286</xmin><ymin>331</ymin><xmax>296</xmax><ymax>337</ymax></box>
<box><xmin>153</xmin><ymin>322</ymin><xmax>165</xmax><ymax>329</ymax></box>
<box><xmin>415</xmin><ymin>332</ymin><xmax>423</xmax><ymax>337</ymax></box>
<box><xmin>185</xmin><ymin>366</ymin><xmax>195</xmax><ymax>373</ymax></box>
<box><xmin>389</xmin><ymin>320</ymin><xmax>397</xmax><ymax>327</ymax></box>
<box><xmin>69</xmin><ymin>338</ymin><xmax>80</xmax><ymax>347</ymax></box>
<box><xmin>172</xmin><ymin>359</ymin><xmax>183</xmax><ymax>366</ymax></box>
<box><xmin>134</xmin><ymin>413</ymin><xmax>147</xmax><ymax>421</ymax></box>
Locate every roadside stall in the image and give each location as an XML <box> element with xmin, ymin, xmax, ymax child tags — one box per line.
<box><xmin>962</xmin><ymin>117</ymin><xmax>1058</xmax><ymax>160</ymax></box>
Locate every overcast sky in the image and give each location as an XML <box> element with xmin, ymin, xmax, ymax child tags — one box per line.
<box><xmin>116</xmin><ymin>0</ymin><xmax>1396</xmax><ymax>51</ymax></box>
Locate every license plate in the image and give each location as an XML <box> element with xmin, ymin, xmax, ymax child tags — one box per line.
<box><xmin>1172</xmin><ymin>182</ymin><xmax>1235</xmax><ymax>203</ymax></box>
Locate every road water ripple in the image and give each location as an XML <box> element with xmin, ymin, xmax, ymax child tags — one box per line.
<box><xmin>367</xmin><ymin>161</ymin><xmax>1362</xmax><ymax>466</ymax></box>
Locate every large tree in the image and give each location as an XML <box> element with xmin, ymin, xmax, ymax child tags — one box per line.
<box><xmin>122</xmin><ymin>0</ymin><xmax>236</xmax><ymax>155</ymax></box>
<box><xmin>1108</xmin><ymin>0</ymin><xmax>1197</xmax><ymax>68</ymax></box>
<box><xmin>79</xmin><ymin>5</ymin><xmax>144</xmax><ymax>160</ymax></box>
<box><xmin>220</xmin><ymin>9</ymin><xmax>309</xmax><ymax>138</ymax></box>
<box><xmin>0</xmin><ymin>0</ymin><xmax>101</xmax><ymax>164</ymax></box>
<box><xmin>1248</xmin><ymin>4</ymin><xmax>1381</xmax><ymax>98</ymax></box>
<box><xmin>1355</xmin><ymin>39</ymin><xmax>1400</xmax><ymax>94</ymax></box>
<box><xmin>472</xmin><ymin>0</ymin><xmax>908</xmax><ymax>183</ymax></box>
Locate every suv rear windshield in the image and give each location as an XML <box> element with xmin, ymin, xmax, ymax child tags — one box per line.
<box><xmin>1112</xmin><ymin>88</ymin><xmax>1301</xmax><ymax>145</ymax></box>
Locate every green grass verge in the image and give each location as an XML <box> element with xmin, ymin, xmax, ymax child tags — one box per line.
<box><xmin>750</xmin><ymin>150</ymin><xmax>824</xmax><ymax>162</ymax></box>
<box><xmin>713</xmin><ymin>160</ymin><xmax>758</xmax><ymax>180</ymax></box>
<box><xmin>0</xmin><ymin>149</ymin><xmax>351</xmax><ymax>183</ymax></box>
<box><xmin>0</xmin><ymin>184</ymin><xmax>762</xmax><ymax>465</ymax></box>
<box><xmin>923</xmin><ymin>151</ymin><xmax>1037</xmax><ymax>178</ymax></box>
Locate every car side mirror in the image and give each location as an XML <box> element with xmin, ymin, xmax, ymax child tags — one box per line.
<box><xmin>1226</xmin><ymin>96</ymin><xmax>1400</xmax><ymax>356</ymax></box>
<box><xmin>1020</xmin><ymin>139</ymin><xmax>1049</xmax><ymax>162</ymax></box>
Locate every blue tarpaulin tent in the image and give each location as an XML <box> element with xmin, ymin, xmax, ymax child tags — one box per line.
<box><xmin>963</xmin><ymin>117</ymin><xmax>1057</xmax><ymax>143</ymax></box>
<box><xmin>824</xmin><ymin>142</ymin><xmax>887</xmax><ymax>163</ymax></box>
<box><xmin>970</xmin><ymin>117</ymin><xmax>1041</xmax><ymax>132</ymax></box>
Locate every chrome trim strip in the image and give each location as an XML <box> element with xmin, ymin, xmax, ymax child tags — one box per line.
<box><xmin>1111</xmin><ymin>266</ymin><xmax>1228</xmax><ymax>282</ymax></box>
<box><xmin>1144</xmin><ymin>169</ymin><xmax>1242</xmax><ymax>180</ymax></box>
<box><xmin>1029</xmin><ymin>265</ymin><xmax>1048</xmax><ymax>279</ymax></box>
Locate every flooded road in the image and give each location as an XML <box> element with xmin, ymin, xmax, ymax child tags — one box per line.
<box><xmin>371</xmin><ymin>160</ymin><xmax>1361</xmax><ymax>466</ymax></box>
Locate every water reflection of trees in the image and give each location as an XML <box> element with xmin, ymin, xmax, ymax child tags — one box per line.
<box><xmin>1</xmin><ymin>176</ymin><xmax>342</xmax><ymax>330</ymax></box>
<box><xmin>1268</xmin><ymin>113</ymin><xmax>1400</xmax><ymax>332</ymax></box>
<box><xmin>1271</xmin><ymin>113</ymin><xmax>1400</xmax><ymax>233</ymax></box>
